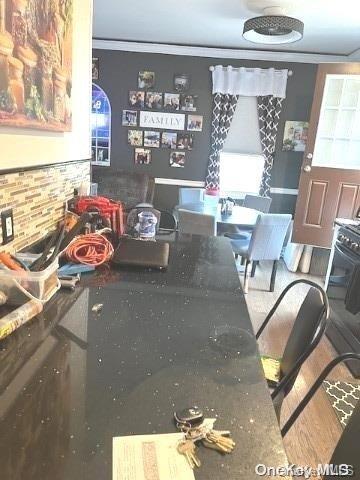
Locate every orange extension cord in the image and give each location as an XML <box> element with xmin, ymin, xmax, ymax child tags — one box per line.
<box><xmin>64</xmin><ymin>234</ymin><xmax>114</xmax><ymax>266</ymax></box>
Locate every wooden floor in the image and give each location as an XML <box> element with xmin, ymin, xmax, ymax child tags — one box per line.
<box><xmin>239</xmin><ymin>259</ymin><xmax>354</xmax><ymax>469</ymax></box>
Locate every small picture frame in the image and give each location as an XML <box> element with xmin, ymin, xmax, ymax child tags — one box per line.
<box><xmin>145</xmin><ymin>92</ymin><xmax>163</xmax><ymax>109</ymax></box>
<box><xmin>92</xmin><ymin>58</ymin><xmax>99</xmax><ymax>80</ymax></box>
<box><xmin>170</xmin><ymin>151</ymin><xmax>186</xmax><ymax>168</ymax></box>
<box><xmin>161</xmin><ymin>132</ymin><xmax>177</xmax><ymax>149</ymax></box>
<box><xmin>144</xmin><ymin>131</ymin><xmax>161</xmax><ymax>148</ymax></box>
<box><xmin>282</xmin><ymin>121</ymin><xmax>309</xmax><ymax>152</ymax></box>
<box><xmin>174</xmin><ymin>73</ymin><xmax>190</xmax><ymax>92</ymax></box>
<box><xmin>135</xmin><ymin>148</ymin><xmax>152</xmax><ymax>165</ymax></box>
<box><xmin>138</xmin><ymin>71</ymin><xmax>155</xmax><ymax>89</ymax></box>
<box><xmin>187</xmin><ymin>115</ymin><xmax>203</xmax><ymax>132</ymax></box>
<box><xmin>177</xmin><ymin>133</ymin><xmax>194</xmax><ymax>150</ymax></box>
<box><xmin>180</xmin><ymin>94</ymin><xmax>198</xmax><ymax>112</ymax></box>
<box><xmin>122</xmin><ymin>110</ymin><xmax>138</xmax><ymax>126</ymax></box>
<box><xmin>128</xmin><ymin>130</ymin><xmax>143</xmax><ymax>147</ymax></box>
<box><xmin>164</xmin><ymin>93</ymin><xmax>180</xmax><ymax>111</ymax></box>
<box><xmin>129</xmin><ymin>91</ymin><xmax>145</xmax><ymax>109</ymax></box>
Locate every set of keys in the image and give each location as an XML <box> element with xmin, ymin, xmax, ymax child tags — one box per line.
<box><xmin>174</xmin><ymin>407</ymin><xmax>236</xmax><ymax>469</ymax></box>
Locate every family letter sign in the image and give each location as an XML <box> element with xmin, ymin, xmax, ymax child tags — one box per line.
<box><xmin>139</xmin><ymin>111</ymin><xmax>186</xmax><ymax>131</ymax></box>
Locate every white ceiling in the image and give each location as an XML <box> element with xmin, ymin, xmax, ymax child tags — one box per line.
<box><xmin>93</xmin><ymin>0</ymin><xmax>360</xmax><ymax>56</ymax></box>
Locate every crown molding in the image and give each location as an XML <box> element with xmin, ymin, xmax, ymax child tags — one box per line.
<box><xmin>93</xmin><ymin>39</ymin><xmax>349</xmax><ymax>64</ymax></box>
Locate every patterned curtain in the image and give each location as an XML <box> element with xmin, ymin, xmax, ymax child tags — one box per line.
<box><xmin>257</xmin><ymin>95</ymin><xmax>284</xmax><ymax>197</ymax></box>
<box><xmin>205</xmin><ymin>93</ymin><xmax>239</xmax><ymax>190</ymax></box>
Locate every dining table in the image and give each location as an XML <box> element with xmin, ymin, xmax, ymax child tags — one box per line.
<box><xmin>177</xmin><ymin>203</ymin><xmax>260</xmax><ymax>229</ymax></box>
<box><xmin>0</xmin><ymin>235</ymin><xmax>288</xmax><ymax>479</ymax></box>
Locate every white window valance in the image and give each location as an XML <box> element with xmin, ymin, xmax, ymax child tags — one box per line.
<box><xmin>211</xmin><ymin>65</ymin><xmax>289</xmax><ymax>99</ymax></box>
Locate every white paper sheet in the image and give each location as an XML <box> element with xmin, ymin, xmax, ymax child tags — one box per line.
<box><xmin>113</xmin><ymin>433</ymin><xmax>195</xmax><ymax>480</ymax></box>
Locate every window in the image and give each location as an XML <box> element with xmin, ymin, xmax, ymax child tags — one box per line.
<box><xmin>219</xmin><ymin>152</ymin><xmax>265</xmax><ymax>198</ymax></box>
<box><xmin>91</xmin><ymin>83</ymin><xmax>111</xmax><ymax>166</ymax></box>
<box><xmin>313</xmin><ymin>75</ymin><xmax>360</xmax><ymax>169</ymax></box>
<box><xmin>220</xmin><ymin>96</ymin><xmax>264</xmax><ymax>198</ymax></box>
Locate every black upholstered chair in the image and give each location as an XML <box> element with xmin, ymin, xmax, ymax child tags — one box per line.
<box><xmin>93</xmin><ymin>169</ymin><xmax>155</xmax><ymax>210</ymax></box>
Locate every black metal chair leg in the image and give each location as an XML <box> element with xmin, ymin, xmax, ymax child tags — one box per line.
<box><xmin>251</xmin><ymin>261</ymin><xmax>258</xmax><ymax>278</ymax></box>
<box><xmin>281</xmin><ymin>353</ymin><xmax>360</xmax><ymax>437</ymax></box>
<box><xmin>270</xmin><ymin>260</ymin><xmax>278</xmax><ymax>292</ymax></box>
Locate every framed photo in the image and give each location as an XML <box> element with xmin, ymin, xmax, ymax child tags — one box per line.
<box><xmin>140</xmin><ymin>111</ymin><xmax>185</xmax><ymax>131</ymax></box>
<box><xmin>128</xmin><ymin>130</ymin><xmax>143</xmax><ymax>147</ymax></box>
<box><xmin>174</xmin><ymin>74</ymin><xmax>190</xmax><ymax>92</ymax></box>
<box><xmin>161</xmin><ymin>132</ymin><xmax>177</xmax><ymax>149</ymax></box>
<box><xmin>187</xmin><ymin>115</ymin><xmax>203</xmax><ymax>132</ymax></box>
<box><xmin>177</xmin><ymin>133</ymin><xmax>194</xmax><ymax>150</ymax></box>
<box><xmin>138</xmin><ymin>71</ymin><xmax>155</xmax><ymax>89</ymax></box>
<box><xmin>129</xmin><ymin>91</ymin><xmax>145</xmax><ymax>108</ymax></box>
<box><xmin>164</xmin><ymin>93</ymin><xmax>180</xmax><ymax>111</ymax></box>
<box><xmin>92</xmin><ymin>58</ymin><xmax>99</xmax><ymax>80</ymax></box>
<box><xmin>122</xmin><ymin>110</ymin><xmax>138</xmax><ymax>126</ymax></box>
<box><xmin>170</xmin><ymin>151</ymin><xmax>186</xmax><ymax>168</ymax></box>
<box><xmin>145</xmin><ymin>92</ymin><xmax>163</xmax><ymax>109</ymax></box>
<box><xmin>144</xmin><ymin>131</ymin><xmax>161</xmax><ymax>148</ymax></box>
<box><xmin>135</xmin><ymin>148</ymin><xmax>152</xmax><ymax>165</ymax></box>
<box><xmin>282</xmin><ymin>121</ymin><xmax>309</xmax><ymax>152</ymax></box>
<box><xmin>180</xmin><ymin>94</ymin><xmax>198</xmax><ymax>112</ymax></box>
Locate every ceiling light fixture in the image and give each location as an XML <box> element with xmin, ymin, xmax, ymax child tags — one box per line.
<box><xmin>243</xmin><ymin>6</ymin><xmax>304</xmax><ymax>45</ymax></box>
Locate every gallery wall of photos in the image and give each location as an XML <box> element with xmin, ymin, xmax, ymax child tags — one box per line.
<box><xmin>122</xmin><ymin>71</ymin><xmax>203</xmax><ymax>169</ymax></box>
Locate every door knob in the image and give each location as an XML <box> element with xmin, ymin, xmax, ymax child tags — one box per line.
<box><xmin>303</xmin><ymin>165</ymin><xmax>312</xmax><ymax>173</ymax></box>
<box><xmin>306</xmin><ymin>153</ymin><xmax>313</xmax><ymax>159</ymax></box>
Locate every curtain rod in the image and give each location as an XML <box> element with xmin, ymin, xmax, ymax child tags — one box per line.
<box><xmin>209</xmin><ymin>66</ymin><xmax>293</xmax><ymax>77</ymax></box>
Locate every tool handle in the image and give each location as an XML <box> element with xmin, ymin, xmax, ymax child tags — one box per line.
<box><xmin>0</xmin><ymin>252</ymin><xmax>24</xmax><ymax>271</ymax></box>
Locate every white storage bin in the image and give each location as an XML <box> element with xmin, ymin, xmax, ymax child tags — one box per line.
<box><xmin>0</xmin><ymin>257</ymin><xmax>60</xmax><ymax>306</ymax></box>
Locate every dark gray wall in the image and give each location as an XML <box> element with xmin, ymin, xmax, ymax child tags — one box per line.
<box><xmin>92</xmin><ymin>48</ymin><xmax>317</xmax><ymax>213</ymax></box>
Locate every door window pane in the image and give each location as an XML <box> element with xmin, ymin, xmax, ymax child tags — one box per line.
<box><xmin>336</xmin><ymin>110</ymin><xmax>355</xmax><ymax>139</ymax></box>
<box><xmin>342</xmin><ymin>79</ymin><xmax>360</xmax><ymax>108</ymax></box>
<box><xmin>318</xmin><ymin>109</ymin><xmax>337</xmax><ymax>137</ymax></box>
<box><xmin>324</xmin><ymin>78</ymin><xmax>343</xmax><ymax>107</ymax></box>
<box><xmin>314</xmin><ymin>139</ymin><xmax>333</xmax><ymax>167</ymax></box>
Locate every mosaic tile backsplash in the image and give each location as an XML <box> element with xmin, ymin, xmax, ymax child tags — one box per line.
<box><xmin>0</xmin><ymin>161</ymin><xmax>90</xmax><ymax>253</ymax></box>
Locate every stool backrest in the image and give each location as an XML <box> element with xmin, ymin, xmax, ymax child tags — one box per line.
<box><xmin>281</xmin><ymin>287</ymin><xmax>325</xmax><ymax>394</ymax></box>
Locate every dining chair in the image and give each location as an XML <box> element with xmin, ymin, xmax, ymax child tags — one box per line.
<box><xmin>177</xmin><ymin>209</ymin><xmax>216</xmax><ymax>236</ymax></box>
<box><xmin>256</xmin><ymin>279</ymin><xmax>330</xmax><ymax>422</ymax></box>
<box><xmin>243</xmin><ymin>194</ymin><xmax>272</xmax><ymax>213</ymax></box>
<box><xmin>224</xmin><ymin>194</ymin><xmax>273</xmax><ymax>242</ymax></box>
<box><xmin>281</xmin><ymin>353</ymin><xmax>360</xmax><ymax>438</ymax></box>
<box><xmin>157</xmin><ymin>210</ymin><xmax>177</xmax><ymax>236</ymax></box>
<box><xmin>228</xmin><ymin>213</ymin><xmax>292</xmax><ymax>293</ymax></box>
<box><xmin>178</xmin><ymin>188</ymin><xmax>205</xmax><ymax>205</ymax></box>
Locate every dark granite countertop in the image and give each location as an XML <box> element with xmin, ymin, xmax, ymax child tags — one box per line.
<box><xmin>0</xmin><ymin>235</ymin><xmax>288</xmax><ymax>479</ymax></box>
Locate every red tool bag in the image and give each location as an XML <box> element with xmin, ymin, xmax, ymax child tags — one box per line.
<box><xmin>72</xmin><ymin>196</ymin><xmax>125</xmax><ymax>237</ymax></box>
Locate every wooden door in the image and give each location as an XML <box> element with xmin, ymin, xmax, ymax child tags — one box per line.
<box><xmin>293</xmin><ymin>64</ymin><xmax>360</xmax><ymax>249</ymax></box>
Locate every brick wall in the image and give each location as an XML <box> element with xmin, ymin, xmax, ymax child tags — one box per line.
<box><xmin>0</xmin><ymin>161</ymin><xmax>90</xmax><ymax>253</ymax></box>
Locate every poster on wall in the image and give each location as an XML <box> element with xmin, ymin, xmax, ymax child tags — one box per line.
<box><xmin>0</xmin><ymin>0</ymin><xmax>73</xmax><ymax>132</ymax></box>
<box><xmin>140</xmin><ymin>111</ymin><xmax>185</xmax><ymax>131</ymax></box>
<box><xmin>282</xmin><ymin>121</ymin><xmax>309</xmax><ymax>152</ymax></box>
